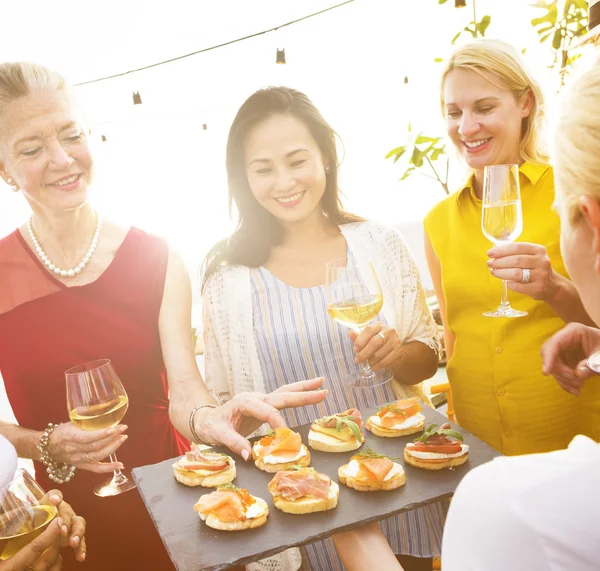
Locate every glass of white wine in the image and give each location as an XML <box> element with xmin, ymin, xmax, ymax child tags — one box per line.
<box><xmin>65</xmin><ymin>359</ymin><xmax>135</xmax><ymax>497</ymax></box>
<box><xmin>482</xmin><ymin>164</ymin><xmax>528</xmax><ymax>318</ymax></box>
<box><xmin>0</xmin><ymin>469</ymin><xmax>57</xmax><ymax>561</ymax></box>
<box><xmin>326</xmin><ymin>257</ymin><xmax>392</xmax><ymax>388</ymax></box>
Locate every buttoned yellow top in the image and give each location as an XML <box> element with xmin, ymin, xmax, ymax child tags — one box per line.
<box><xmin>424</xmin><ymin>162</ymin><xmax>600</xmax><ymax>455</ymax></box>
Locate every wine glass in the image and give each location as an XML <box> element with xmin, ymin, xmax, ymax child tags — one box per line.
<box><xmin>481</xmin><ymin>164</ymin><xmax>528</xmax><ymax>318</ymax></box>
<box><xmin>0</xmin><ymin>469</ymin><xmax>57</xmax><ymax>560</ymax></box>
<box><xmin>65</xmin><ymin>359</ymin><xmax>135</xmax><ymax>497</ymax></box>
<box><xmin>325</xmin><ymin>257</ymin><xmax>392</xmax><ymax>388</ymax></box>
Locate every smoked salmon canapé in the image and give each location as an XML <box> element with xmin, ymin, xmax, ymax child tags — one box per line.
<box><xmin>268</xmin><ymin>466</ymin><xmax>339</xmax><ymax>514</ymax></box>
<box><xmin>252</xmin><ymin>428</ymin><xmax>311</xmax><ymax>473</ymax></box>
<box><xmin>308</xmin><ymin>408</ymin><xmax>365</xmax><ymax>452</ymax></box>
<box><xmin>366</xmin><ymin>398</ymin><xmax>425</xmax><ymax>437</ymax></box>
<box><xmin>173</xmin><ymin>446</ymin><xmax>236</xmax><ymax>487</ymax></box>
<box><xmin>193</xmin><ymin>484</ymin><xmax>268</xmax><ymax>531</ymax></box>
<box><xmin>404</xmin><ymin>423</ymin><xmax>469</xmax><ymax>471</ymax></box>
<box><xmin>338</xmin><ymin>447</ymin><xmax>406</xmax><ymax>492</ymax></box>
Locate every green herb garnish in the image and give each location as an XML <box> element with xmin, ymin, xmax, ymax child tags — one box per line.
<box><xmin>320</xmin><ymin>414</ymin><xmax>363</xmax><ymax>441</ymax></box>
<box><xmin>376</xmin><ymin>404</ymin><xmax>407</xmax><ymax>416</ymax></box>
<box><xmin>218</xmin><ymin>482</ymin><xmax>241</xmax><ymax>492</ymax></box>
<box><xmin>354</xmin><ymin>446</ymin><xmax>397</xmax><ymax>460</ymax></box>
<box><xmin>413</xmin><ymin>424</ymin><xmax>463</xmax><ymax>444</ymax></box>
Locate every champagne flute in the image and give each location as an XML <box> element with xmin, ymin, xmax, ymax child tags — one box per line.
<box><xmin>481</xmin><ymin>164</ymin><xmax>528</xmax><ymax>318</ymax></box>
<box><xmin>326</xmin><ymin>257</ymin><xmax>392</xmax><ymax>388</ymax></box>
<box><xmin>0</xmin><ymin>469</ymin><xmax>57</xmax><ymax>560</ymax></box>
<box><xmin>65</xmin><ymin>359</ymin><xmax>135</xmax><ymax>497</ymax></box>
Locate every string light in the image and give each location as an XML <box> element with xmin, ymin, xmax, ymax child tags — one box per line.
<box><xmin>455</xmin><ymin>0</ymin><xmax>467</xmax><ymax>7</ymax></box>
<box><xmin>132</xmin><ymin>91</ymin><xmax>142</xmax><ymax>105</ymax></box>
<box><xmin>276</xmin><ymin>48</ymin><xmax>286</xmax><ymax>64</ymax></box>
<box><xmin>73</xmin><ymin>1</ymin><xmax>355</xmax><ymax>87</ymax></box>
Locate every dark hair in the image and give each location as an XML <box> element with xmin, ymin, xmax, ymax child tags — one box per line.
<box><xmin>202</xmin><ymin>86</ymin><xmax>363</xmax><ymax>290</ymax></box>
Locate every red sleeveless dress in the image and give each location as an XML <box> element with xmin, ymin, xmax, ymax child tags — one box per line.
<box><xmin>0</xmin><ymin>227</ymin><xmax>189</xmax><ymax>571</ymax></box>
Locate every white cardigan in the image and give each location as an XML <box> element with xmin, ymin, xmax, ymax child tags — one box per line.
<box><xmin>203</xmin><ymin>220</ymin><xmax>439</xmax><ymax>405</ymax></box>
<box><xmin>201</xmin><ymin>220</ymin><xmax>440</xmax><ymax>571</ymax></box>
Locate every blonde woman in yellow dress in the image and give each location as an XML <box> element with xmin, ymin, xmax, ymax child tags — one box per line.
<box><xmin>424</xmin><ymin>38</ymin><xmax>600</xmax><ymax>456</ymax></box>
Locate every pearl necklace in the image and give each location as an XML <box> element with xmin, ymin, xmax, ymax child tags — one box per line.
<box><xmin>28</xmin><ymin>215</ymin><xmax>102</xmax><ymax>278</ymax></box>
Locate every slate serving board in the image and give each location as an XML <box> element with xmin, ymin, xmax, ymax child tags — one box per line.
<box><xmin>132</xmin><ymin>405</ymin><xmax>500</xmax><ymax>571</ymax></box>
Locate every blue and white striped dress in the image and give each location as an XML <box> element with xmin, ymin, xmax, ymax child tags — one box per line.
<box><xmin>250</xmin><ymin>250</ymin><xmax>446</xmax><ymax>570</ymax></box>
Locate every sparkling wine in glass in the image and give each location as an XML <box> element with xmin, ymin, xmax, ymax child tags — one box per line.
<box><xmin>326</xmin><ymin>257</ymin><xmax>392</xmax><ymax>388</ymax></box>
<box><xmin>65</xmin><ymin>359</ymin><xmax>135</xmax><ymax>497</ymax></box>
<box><xmin>481</xmin><ymin>164</ymin><xmax>528</xmax><ymax>318</ymax></box>
<box><xmin>0</xmin><ymin>469</ymin><xmax>58</xmax><ymax>560</ymax></box>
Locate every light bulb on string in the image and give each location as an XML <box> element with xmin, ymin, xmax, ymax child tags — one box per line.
<box><xmin>132</xmin><ymin>91</ymin><xmax>142</xmax><ymax>105</ymax></box>
<box><xmin>455</xmin><ymin>0</ymin><xmax>466</xmax><ymax>7</ymax></box>
<box><xmin>276</xmin><ymin>48</ymin><xmax>286</xmax><ymax>64</ymax></box>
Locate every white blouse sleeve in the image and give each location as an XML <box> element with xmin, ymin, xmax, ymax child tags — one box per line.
<box><xmin>0</xmin><ymin>434</ymin><xmax>17</xmax><ymax>487</ymax></box>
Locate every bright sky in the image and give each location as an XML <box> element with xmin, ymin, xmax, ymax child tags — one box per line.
<box><xmin>0</xmin><ymin>0</ymin><xmax>595</xmax><ymax>291</ymax></box>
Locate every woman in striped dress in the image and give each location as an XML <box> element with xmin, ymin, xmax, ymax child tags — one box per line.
<box><xmin>202</xmin><ymin>87</ymin><xmax>444</xmax><ymax>571</ymax></box>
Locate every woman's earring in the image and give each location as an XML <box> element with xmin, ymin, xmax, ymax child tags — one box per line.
<box><xmin>7</xmin><ymin>178</ymin><xmax>19</xmax><ymax>192</ymax></box>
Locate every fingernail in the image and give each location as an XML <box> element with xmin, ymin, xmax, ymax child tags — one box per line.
<box><xmin>81</xmin><ymin>552</ymin><xmax>86</xmax><ymax>561</ymax></box>
<box><xmin>107</xmin><ymin>428</ymin><xmax>117</xmax><ymax>435</ymax></box>
<box><xmin>73</xmin><ymin>536</ymin><xmax>80</xmax><ymax>546</ymax></box>
<box><xmin>57</xmin><ymin>517</ymin><xmax>64</xmax><ymax>527</ymax></box>
<box><xmin>118</xmin><ymin>464</ymin><xmax>125</xmax><ymax>470</ymax></box>
<box><xmin>120</xmin><ymin>425</ymin><xmax>128</xmax><ymax>433</ymax></box>
<box><xmin>242</xmin><ymin>449</ymin><xmax>249</xmax><ymax>461</ymax></box>
<box><xmin>489</xmin><ymin>268</ymin><xmax>495</xmax><ymax>274</ymax></box>
<box><xmin>62</xmin><ymin>524</ymin><xmax>69</xmax><ymax>534</ymax></box>
<box><xmin>487</xmin><ymin>249</ymin><xmax>495</xmax><ymax>256</ymax></box>
<box><xmin>486</xmin><ymin>260</ymin><xmax>493</xmax><ymax>267</ymax></box>
<box><xmin>120</xmin><ymin>435</ymin><xmax>128</xmax><ymax>443</ymax></box>
<box><xmin>50</xmin><ymin>494</ymin><xmax>61</xmax><ymax>502</ymax></box>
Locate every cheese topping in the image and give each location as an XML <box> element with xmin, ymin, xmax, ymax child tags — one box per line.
<box><xmin>370</xmin><ymin>412</ymin><xmax>425</xmax><ymax>430</ymax></box>
<box><xmin>405</xmin><ymin>443</ymin><xmax>469</xmax><ymax>459</ymax></box>
<box><xmin>344</xmin><ymin>459</ymin><xmax>404</xmax><ymax>481</ymax></box>
<box><xmin>253</xmin><ymin>443</ymin><xmax>308</xmax><ymax>465</ymax></box>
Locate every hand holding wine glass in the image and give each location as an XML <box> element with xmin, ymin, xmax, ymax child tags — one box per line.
<box><xmin>481</xmin><ymin>164</ymin><xmax>528</xmax><ymax>318</ymax></box>
<box><xmin>325</xmin><ymin>257</ymin><xmax>392</xmax><ymax>387</ymax></box>
<box><xmin>65</xmin><ymin>359</ymin><xmax>135</xmax><ymax>497</ymax></box>
<box><xmin>0</xmin><ymin>470</ymin><xmax>60</xmax><ymax>563</ymax></box>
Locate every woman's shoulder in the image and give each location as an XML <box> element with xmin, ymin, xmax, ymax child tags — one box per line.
<box><xmin>202</xmin><ymin>263</ymin><xmax>249</xmax><ymax>297</ymax></box>
<box><xmin>341</xmin><ymin>220</ymin><xmax>403</xmax><ymax>242</ymax></box>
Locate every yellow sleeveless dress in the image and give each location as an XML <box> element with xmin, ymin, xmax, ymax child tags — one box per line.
<box><xmin>424</xmin><ymin>162</ymin><xmax>600</xmax><ymax>455</ymax></box>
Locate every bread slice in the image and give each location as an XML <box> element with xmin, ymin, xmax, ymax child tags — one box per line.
<box><xmin>338</xmin><ymin>463</ymin><xmax>406</xmax><ymax>492</ymax></box>
<box><xmin>365</xmin><ymin>416</ymin><xmax>424</xmax><ymax>437</ymax></box>
<box><xmin>403</xmin><ymin>447</ymin><xmax>469</xmax><ymax>471</ymax></box>
<box><xmin>173</xmin><ymin>461</ymin><xmax>236</xmax><ymax>487</ymax></box>
<box><xmin>272</xmin><ymin>481</ymin><xmax>339</xmax><ymax>514</ymax></box>
<box><xmin>253</xmin><ymin>445</ymin><xmax>311</xmax><ymax>473</ymax></box>
<box><xmin>308</xmin><ymin>432</ymin><xmax>363</xmax><ymax>453</ymax></box>
<box><xmin>198</xmin><ymin>497</ymin><xmax>269</xmax><ymax>531</ymax></box>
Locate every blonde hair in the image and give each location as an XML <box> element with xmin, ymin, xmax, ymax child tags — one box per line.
<box><xmin>0</xmin><ymin>62</ymin><xmax>66</xmax><ymax>123</ymax></box>
<box><xmin>554</xmin><ymin>57</ymin><xmax>600</xmax><ymax>225</ymax></box>
<box><xmin>440</xmin><ymin>38</ymin><xmax>549</xmax><ymax>165</ymax></box>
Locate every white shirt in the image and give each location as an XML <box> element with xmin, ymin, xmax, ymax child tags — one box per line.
<box><xmin>443</xmin><ymin>435</ymin><xmax>600</xmax><ymax>571</ymax></box>
<box><xmin>0</xmin><ymin>433</ymin><xmax>18</xmax><ymax>487</ymax></box>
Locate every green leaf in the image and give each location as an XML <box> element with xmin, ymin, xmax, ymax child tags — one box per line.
<box><xmin>411</xmin><ymin>147</ymin><xmax>424</xmax><ymax>168</ymax></box>
<box><xmin>400</xmin><ymin>167</ymin><xmax>415</xmax><ymax>181</ymax></box>
<box><xmin>415</xmin><ymin>135</ymin><xmax>438</xmax><ymax>145</ymax></box>
<box><xmin>439</xmin><ymin>429</ymin><xmax>464</xmax><ymax>442</ymax></box>
<box><xmin>552</xmin><ymin>28</ymin><xmax>563</xmax><ymax>50</ymax></box>
<box><xmin>451</xmin><ymin>30</ymin><xmax>462</xmax><ymax>44</ymax></box>
<box><xmin>438</xmin><ymin>0</ymin><xmax>449</xmax><ymax>4</ymax></box>
<box><xmin>385</xmin><ymin>146</ymin><xmax>406</xmax><ymax>160</ymax></box>
<box><xmin>354</xmin><ymin>446</ymin><xmax>397</xmax><ymax>460</ymax></box>
<box><xmin>531</xmin><ymin>4</ymin><xmax>557</xmax><ymax>27</ymax></box>
<box><xmin>434</xmin><ymin>57</ymin><xmax>444</xmax><ymax>63</ymax></box>
<box><xmin>430</xmin><ymin>147</ymin><xmax>446</xmax><ymax>161</ymax></box>
<box><xmin>477</xmin><ymin>15</ymin><xmax>491</xmax><ymax>36</ymax></box>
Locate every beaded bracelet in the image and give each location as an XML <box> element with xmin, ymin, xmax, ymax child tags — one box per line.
<box><xmin>37</xmin><ymin>423</ymin><xmax>77</xmax><ymax>484</ymax></box>
<box><xmin>189</xmin><ymin>404</ymin><xmax>217</xmax><ymax>446</ymax></box>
